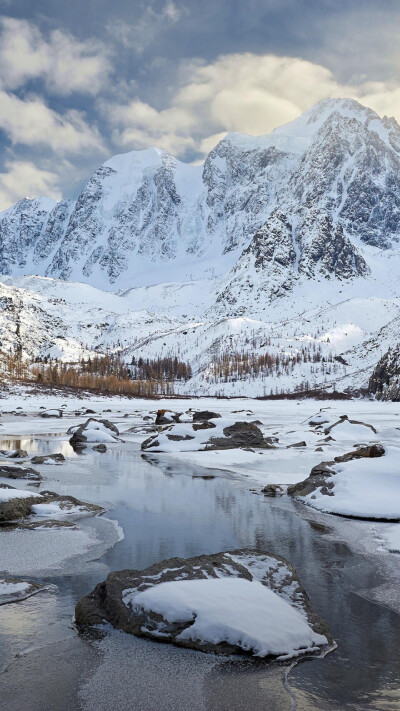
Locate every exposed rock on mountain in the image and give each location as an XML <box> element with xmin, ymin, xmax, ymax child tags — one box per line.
<box><xmin>2</xmin><ymin>98</ymin><xmax>400</xmax><ymax>396</ymax></box>
<box><xmin>369</xmin><ymin>345</ymin><xmax>400</xmax><ymax>401</ymax></box>
<box><xmin>1</xmin><ymin>98</ymin><xmax>399</xmax><ymax>293</ymax></box>
<box><xmin>215</xmin><ymin>208</ymin><xmax>368</xmax><ymax>312</ymax></box>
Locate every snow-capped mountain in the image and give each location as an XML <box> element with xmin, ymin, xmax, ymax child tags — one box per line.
<box><xmin>2</xmin><ymin>97</ymin><xmax>400</xmax><ymax>395</ymax></box>
<box><xmin>2</xmin><ymin>98</ymin><xmax>400</xmax><ymax>293</ymax></box>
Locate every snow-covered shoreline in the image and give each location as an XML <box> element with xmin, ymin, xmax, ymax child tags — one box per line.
<box><xmin>1</xmin><ymin>389</ymin><xmax>399</xmax><ymax>613</ymax></box>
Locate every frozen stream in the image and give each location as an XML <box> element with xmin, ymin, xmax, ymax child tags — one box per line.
<box><xmin>0</xmin><ymin>402</ymin><xmax>399</xmax><ymax>710</ymax></box>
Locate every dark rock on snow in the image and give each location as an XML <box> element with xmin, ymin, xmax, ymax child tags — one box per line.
<box><xmin>31</xmin><ymin>453</ymin><xmax>65</xmax><ymax>464</ymax></box>
<box><xmin>192</xmin><ymin>411</ymin><xmax>221</xmax><ymax>422</ymax></box>
<box><xmin>0</xmin><ymin>484</ymin><xmax>104</xmax><ymax>523</ymax></box>
<box><xmin>288</xmin><ymin>444</ymin><xmax>385</xmax><ymax>499</ymax></box>
<box><xmin>0</xmin><ymin>463</ymin><xmax>41</xmax><ymax>480</ymax></box>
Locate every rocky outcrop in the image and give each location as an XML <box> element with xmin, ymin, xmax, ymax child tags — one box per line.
<box><xmin>369</xmin><ymin>345</ymin><xmax>400</xmax><ymax>401</ymax></box>
<box><xmin>288</xmin><ymin>444</ymin><xmax>385</xmax><ymax>499</ymax></box>
<box><xmin>69</xmin><ymin>418</ymin><xmax>120</xmax><ymax>450</ymax></box>
<box><xmin>0</xmin><ymin>449</ymin><xmax>28</xmax><ymax>459</ymax></box>
<box><xmin>206</xmin><ymin>422</ymin><xmax>275</xmax><ymax>450</ymax></box>
<box><xmin>0</xmin><ymin>463</ymin><xmax>41</xmax><ymax>480</ymax></box>
<box><xmin>141</xmin><ymin>420</ymin><xmax>276</xmax><ymax>452</ymax></box>
<box><xmin>1</xmin><ymin>99</ymin><xmax>399</xmax><ymax>294</ymax></box>
<box><xmin>0</xmin><ymin>485</ymin><xmax>43</xmax><ymax>521</ymax></box>
<box><xmin>30</xmin><ymin>454</ymin><xmax>65</xmax><ymax>464</ymax></box>
<box><xmin>215</xmin><ymin>208</ymin><xmax>368</xmax><ymax>313</ymax></box>
<box><xmin>75</xmin><ymin>549</ymin><xmax>332</xmax><ymax>657</ymax></box>
<box><xmin>0</xmin><ymin>484</ymin><xmax>104</xmax><ymax>522</ymax></box>
<box><xmin>192</xmin><ymin>410</ymin><xmax>221</xmax><ymax>422</ymax></box>
<box><xmin>155</xmin><ymin>409</ymin><xmax>180</xmax><ymax>425</ymax></box>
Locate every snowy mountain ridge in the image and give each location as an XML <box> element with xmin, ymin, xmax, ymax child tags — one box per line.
<box><xmin>2</xmin><ymin>98</ymin><xmax>400</xmax><ymax>394</ymax></box>
<box><xmin>2</xmin><ymin>97</ymin><xmax>400</xmax><ymax>295</ymax></box>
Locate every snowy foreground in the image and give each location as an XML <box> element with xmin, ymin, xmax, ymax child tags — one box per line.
<box><xmin>1</xmin><ymin>387</ymin><xmax>400</xmax><ymax>649</ymax></box>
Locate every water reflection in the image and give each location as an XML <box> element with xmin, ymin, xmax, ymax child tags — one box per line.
<box><xmin>0</xmin><ymin>437</ymin><xmax>76</xmax><ymax>457</ymax></box>
<box><xmin>0</xmin><ymin>437</ymin><xmax>399</xmax><ymax>710</ymax></box>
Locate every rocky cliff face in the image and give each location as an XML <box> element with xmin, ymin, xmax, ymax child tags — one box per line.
<box><xmin>369</xmin><ymin>345</ymin><xmax>400</xmax><ymax>401</ymax></box>
<box><xmin>215</xmin><ymin>208</ymin><xmax>368</xmax><ymax>314</ymax></box>
<box><xmin>1</xmin><ymin>98</ymin><xmax>400</xmax><ymax>300</ymax></box>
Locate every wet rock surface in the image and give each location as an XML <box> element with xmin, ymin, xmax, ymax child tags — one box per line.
<box><xmin>92</xmin><ymin>444</ymin><xmax>107</xmax><ymax>453</ymax></box>
<box><xmin>0</xmin><ymin>449</ymin><xmax>28</xmax><ymax>459</ymax></box>
<box><xmin>262</xmin><ymin>485</ymin><xmax>284</xmax><ymax>497</ymax></box>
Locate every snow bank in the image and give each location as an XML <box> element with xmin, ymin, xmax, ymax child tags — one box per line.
<box><xmin>374</xmin><ymin>523</ymin><xmax>400</xmax><ymax>553</ymax></box>
<box><xmin>326</xmin><ymin>419</ymin><xmax>377</xmax><ymax>441</ymax></box>
<box><xmin>302</xmin><ymin>446</ymin><xmax>400</xmax><ymax>520</ymax></box>
<box><xmin>0</xmin><ymin>488</ymin><xmax>38</xmax><ymax>502</ymax></box>
<box><xmin>0</xmin><ymin>578</ymin><xmax>42</xmax><ymax>605</ymax></box>
<box><xmin>131</xmin><ymin>578</ymin><xmax>327</xmax><ymax>659</ymax></box>
<box><xmin>0</xmin><ymin>580</ymin><xmax>30</xmax><ymax>595</ymax></box>
<box><xmin>31</xmin><ymin>501</ymin><xmax>92</xmax><ymax>517</ymax></box>
<box><xmin>83</xmin><ymin>428</ymin><xmax>118</xmax><ymax>443</ymax></box>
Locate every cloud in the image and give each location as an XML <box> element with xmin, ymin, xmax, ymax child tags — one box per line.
<box><xmin>107</xmin><ymin>1</ymin><xmax>183</xmax><ymax>54</ymax></box>
<box><xmin>0</xmin><ymin>91</ymin><xmax>106</xmax><ymax>154</ymax></box>
<box><xmin>105</xmin><ymin>52</ymin><xmax>400</xmax><ymax>159</ymax></box>
<box><xmin>106</xmin><ymin>98</ymin><xmax>196</xmax><ymax>156</ymax></box>
<box><xmin>0</xmin><ymin>160</ymin><xmax>62</xmax><ymax>211</ymax></box>
<box><xmin>103</xmin><ymin>54</ymin><xmax>347</xmax><ymax>156</ymax></box>
<box><xmin>0</xmin><ymin>17</ymin><xmax>111</xmax><ymax>95</ymax></box>
<box><xmin>174</xmin><ymin>54</ymin><xmax>351</xmax><ymax>135</ymax></box>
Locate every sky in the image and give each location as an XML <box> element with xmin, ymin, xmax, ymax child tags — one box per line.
<box><xmin>0</xmin><ymin>0</ymin><xmax>399</xmax><ymax>210</ymax></box>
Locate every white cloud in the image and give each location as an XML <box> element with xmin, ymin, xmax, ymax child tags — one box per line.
<box><xmin>0</xmin><ymin>91</ymin><xmax>106</xmax><ymax>154</ymax></box>
<box><xmin>0</xmin><ymin>160</ymin><xmax>62</xmax><ymax>211</ymax></box>
<box><xmin>174</xmin><ymin>54</ymin><xmax>350</xmax><ymax>136</ymax></box>
<box><xmin>107</xmin><ymin>1</ymin><xmax>182</xmax><ymax>53</ymax></box>
<box><xmin>0</xmin><ymin>17</ymin><xmax>110</xmax><ymax>95</ymax></box>
<box><xmin>105</xmin><ymin>52</ymin><xmax>400</xmax><ymax>159</ymax></box>
<box><xmin>106</xmin><ymin>98</ymin><xmax>196</xmax><ymax>156</ymax></box>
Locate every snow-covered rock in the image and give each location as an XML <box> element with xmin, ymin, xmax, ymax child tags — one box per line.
<box><xmin>0</xmin><ymin>462</ymin><xmax>41</xmax><ymax>480</ymax></box>
<box><xmin>75</xmin><ymin>549</ymin><xmax>331</xmax><ymax>659</ymax></box>
<box><xmin>141</xmin><ymin>418</ymin><xmax>275</xmax><ymax>452</ymax></box>
<box><xmin>288</xmin><ymin>444</ymin><xmax>400</xmax><ymax>520</ymax></box>
<box><xmin>0</xmin><ymin>484</ymin><xmax>104</xmax><ymax>522</ymax></box>
<box><xmin>0</xmin><ymin>578</ymin><xmax>43</xmax><ymax>605</ymax></box>
<box><xmin>69</xmin><ymin>418</ymin><xmax>120</xmax><ymax>449</ymax></box>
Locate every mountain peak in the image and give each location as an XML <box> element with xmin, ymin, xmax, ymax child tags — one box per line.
<box><xmin>104</xmin><ymin>146</ymin><xmax>171</xmax><ymax>173</ymax></box>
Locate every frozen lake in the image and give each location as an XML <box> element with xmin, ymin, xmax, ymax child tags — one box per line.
<box><xmin>0</xmin><ymin>397</ymin><xmax>399</xmax><ymax>710</ymax></box>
